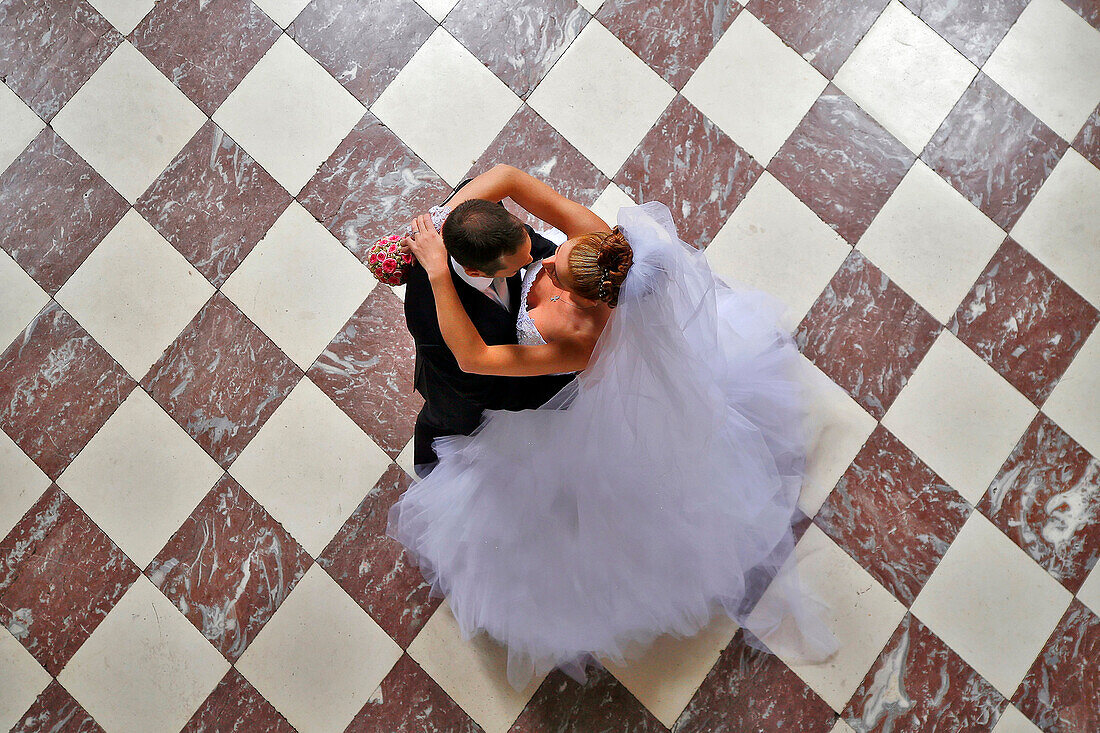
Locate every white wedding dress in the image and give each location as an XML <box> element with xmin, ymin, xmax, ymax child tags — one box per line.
<box><xmin>386</xmin><ymin>202</ymin><xmax>840</xmax><ymax>691</ymax></box>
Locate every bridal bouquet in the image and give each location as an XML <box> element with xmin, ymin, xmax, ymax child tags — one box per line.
<box><xmin>368</xmin><ymin>204</ymin><xmax>451</xmax><ymax>286</ymax></box>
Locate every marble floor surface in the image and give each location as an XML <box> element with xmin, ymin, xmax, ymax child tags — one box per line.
<box><xmin>1</xmin><ymin>0</ymin><xmax>1099</xmax><ymax>730</ymax></box>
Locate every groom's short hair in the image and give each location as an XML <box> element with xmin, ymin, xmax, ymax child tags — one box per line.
<box><xmin>442</xmin><ymin>199</ymin><xmax>527</xmax><ymax>273</ymax></box>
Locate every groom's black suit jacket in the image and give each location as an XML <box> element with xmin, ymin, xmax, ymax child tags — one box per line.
<box><xmin>404</xmin><ymin>178</ymin><xmax>576</xmax><ymax>468</ymax></box>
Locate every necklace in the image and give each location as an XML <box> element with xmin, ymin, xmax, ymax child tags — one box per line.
<box><xmin>550</xmin><ymin>289</ymin><xmax>599</xmax><ymax>309</ymax></box>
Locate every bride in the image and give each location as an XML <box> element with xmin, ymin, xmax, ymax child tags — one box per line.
<box><xmin>390</xmin><ymin>197</ymin><xmax>840</xmax><ymax>691</ymax></box>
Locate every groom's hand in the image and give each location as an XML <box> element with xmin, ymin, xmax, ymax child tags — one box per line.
<box><xmin>404</xmin><ymin>213</ymin><xmax>449</xmax><ymax>280</ymax></box>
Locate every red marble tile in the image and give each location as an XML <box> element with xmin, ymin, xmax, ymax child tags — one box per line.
<box><xmin>0</xmin><ymin>128</ymin><xmax>129</xmax><ymax>296</ymax></box>
<box><xmin>129</xmin><ymin>0</ymin><xmax>280</xmax><ymax>116</ymax></box>
<box><xmin>139</xmin><ymin>292</ymin><xmax>302</xmax><ymax>468</ymax></box>
<box><xmin>922</xmin><ymin>73</ymin><xmax>1068</xmax><ymax>231</ymax></box>
<box><xmin>146</xmin><ymin>474</ymin><xmax>312</xmax><ymax>661</ymax></box>
<box><xmin>1012</xmin><ymin>599</ymin><xmax>1100</xmax><ymax>733</ymax></box>
<box><xmin>307</xmin><ymin>286</ymin><xmax>421</xmax><ymax>459</ymax></box>
<box><xmin>1072</xmin><ymin>103</ymin><xmax>1100</xmax><ymax>171</ymax></box>
<box><xmin>288</xmin><ymin>0</ymin><xmax>436</xmax><ymax>106</ymax></box>
<box><xmin>842</xmin><ymin>613</ymin><xmax>1007</xmax><ymax>731</ymax></box>
<box><xmin>510</xmin><ymin>664</ymin><xmax>666</xmax><ymax>732</ymax></box>
<box><xmin>948</xmin><ymin>238</ymin><xmax>1099</xmax><ymax>406</ymax></box>
<box><xmin>316</xmin><ymin>465</ymin><xmax>440</xmax><ymax>648</ymax></box>
<box><xmin>346</xmin><ymin>654</ymin><xmax>481</xmax><ymax>732</ymax></box>
<box><xmin>671</xmin><ymin>629</ymin><xmax>836</xmax><ymax>732</ymax></box>
<box><xmin>1062</xmin><ymin>0</ymin><xmax>1100</xmax><ymax>31</ymax></box>
<box><xmin>470</xmin><ymin>104</ymin><xmax>610</xmax><ymax>235</ymax></box>
<box><xmin>900</xmin><ymin>0</ymin><xmax>1028</xmax><ymax>65</ymax></box>
<box><xmin>979</xmin><ymin>414</ymin><xmax>1100</xmax><ymax>596</ymax></box>
<box><xmin>445</xmin><ymin>0</ymin><xmax>589</xmax><ymax>98</ymax></box>
<box><xmin>0</xmin><ymin>485</ymin><xmax>141</xmax><ymax>675</ymax></box>
<box><xmin>0</xmin><ymin>303</ymin><xmax>135</xmax><ymax>479</ymax></box>
<box><xmin>769</xmin><ymin>85</ymin><xmax>915</xmax><ymax>244</ymax></box>
<box><xmin>0</xmin><ymin>0</ymin><xmax>122</xmax><ymax>120</ymax></box>
<box><xmin>814</xmin><ymin>425</ymin><xmax>971</xmax><ymax>606</ymax></box>
<box><xmin>9</xmin><ymin>679</ymin><xmax>103</xmax><ymax>732</ymax></box>
<box><xmin>134</xmin><ymin>121</ymin><xmax>292</xmax><ymax>288</ymax></box>
<box><xmin>747</xmin><ymin>0</ymin><xmax>890</xmax><ymax>78</ymax></box>
<box><xmin>298</xmin><ymin>111</ymin><xmax>452</xmax><ymax>260</ymax></box>
<box><xmin>596</xmin><ymin>0</ymin><xmax>741</xmax><ymax>90</ymax></box>
<box><xmin>182</xmin><ymin>667</ymin><xmax>295</xmax><ymax>732</ymax></box>
<box><xmin>616</xmin><ymin>94</ymin><xmax>763</xmax><ymax>249</ymax></box>
<box><xmin>795</xmin><ymin>250</ymin><xmax>941</xmax><ymax>419</ymax></box>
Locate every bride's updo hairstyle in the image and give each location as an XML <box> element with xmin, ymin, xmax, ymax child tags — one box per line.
<box><xmin>565</xmin><ymin>226</ymin><xmax>633</xmax><ymax>308</ymax></box>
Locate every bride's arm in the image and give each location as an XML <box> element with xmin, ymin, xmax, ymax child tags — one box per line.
<box><xmin>409</xmin><ymin>165</ymin><xmax>609</xmax><ymax>239</ymax></box>
<box><xmin>405</xmin><ymin>214</ymin><xmax>593</xmax><ymax>377</ymax></box>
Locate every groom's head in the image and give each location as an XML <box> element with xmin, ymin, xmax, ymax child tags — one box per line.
<box><xmin>441</xmin><ymin>199</ymin><xmax>534</xmax><ymax>278</ymax></box>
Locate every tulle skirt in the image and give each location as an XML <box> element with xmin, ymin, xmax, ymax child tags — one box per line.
<box><xmin>386</xmin><ymin>278</ymin><xmax>841</xmax><ymax>691</ymax></box>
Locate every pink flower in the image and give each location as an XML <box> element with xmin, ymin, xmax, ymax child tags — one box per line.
<box><xmin>382</xmin><ymin>258</ymin><xmax>397</xmax><ymax>274</ymax></box>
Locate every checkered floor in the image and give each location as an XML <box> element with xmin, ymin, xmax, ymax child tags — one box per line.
<box><xmin>1</xmin><ymin>0</ymin><xmax>1098</xmax><ymax>730</ymax></box>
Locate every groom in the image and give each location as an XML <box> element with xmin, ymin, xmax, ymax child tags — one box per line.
<box><xmin>404</xmin><ymin>170</ymin><xmax>576</xmax><ymax>477</ymax></box>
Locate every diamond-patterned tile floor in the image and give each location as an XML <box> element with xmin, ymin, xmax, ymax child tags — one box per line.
<box><xmin>1</xmin><ymin>0</ymin><xmax>1099</xmax><ymax>730</ymax></box>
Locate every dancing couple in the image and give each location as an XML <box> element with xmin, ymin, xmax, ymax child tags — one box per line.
<box><xmin>386</xmin><ymin>164</ymin><xmax>839</xmax><ymax>691</ymax></box>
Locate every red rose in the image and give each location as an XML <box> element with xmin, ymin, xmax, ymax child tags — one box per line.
<box><xmin>382</xmin><ymin>258</ymin><xmax>397</xmax><ymax>273</ymax></box>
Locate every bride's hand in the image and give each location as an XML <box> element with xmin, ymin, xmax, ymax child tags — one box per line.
<box><xmin>403</xmin><ymin>213</ymin><xmax>449</xmax><ymax>280</ymax></box>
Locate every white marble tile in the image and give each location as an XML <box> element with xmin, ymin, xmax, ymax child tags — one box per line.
<box><xmin>602</xmin><ymin>613</ymin><xmax>738</xmax><ymax>728</ymax></box>
<box><xmin>575</xmin><ymin>0</ymin><xmax>605</xmax><ymax>14</ymax></box>
<box><xmin>221</xmin><ymin>202</ymin><xmax>375</xmax><ymax>372</ymax></box>
<box><xmin>831</xmin><ymin>719</ymin><xmax>859</xmax><ymax>733</ymax></box>
<box><xmin>793</xmin><ymin>353</ymin><xmax>878</xmax><ymax>518</ymax></box>
<box><xmin>54</xmin><ymin>209</ymin><xmax>215</xmax><ymax>381</ymax></box>
<box><xmin>407</xmin><ymin>600</ymin><xmax>543</xmax><ymax>733</ymax></box>
<box><xmin>235</xmin><ymin>565</ymin><xmax>402</xmax><ymax>733</ymax></box>
<box><xmin>55</xmin><ymin>388</ymin><xmax>224</xmax><ymax>567</ymax></box>
<box><xmin>85</xmin><ymin>0</ymin><xmax>154</xmax><ymax>34</ymax></box>
<box><xmin>745</xmin><ymin>523</ymin><xmax>907</xmax><ymax>712</ymax></box>
<box><xmin>0</xmin><ymin>429</ymin><xmax>50</xmax><ymax>542</ymax></box>
<box><xmin>590</xmin><ymin>183</ymin><xmax>640</xmax><ymax>231</ymax></box>
<box><xmin>706</xmin><ymin>172</ymin><xmax>850</xmax><ymax>331</ymax></box>
<box><xmin>909</xmin><ymin>511</ymin><xmax>1072</xmax><ymax>696</ymax></box>
<box><xmin>882</xmin><ymin>330</ymin><xmax>1037</xmax><ymax>504</ymax></box>
<box><xmin>0</xmin><ymin>82</ymin><xmax>43</xmax><ymax>176</ymax></box>
<box><xmin>526</xmin><ymin>20</ymin><xmax>676</xmax><ymax>179</ymax></box>
<box><xmin>991</xmin><ymin>704</ymin><xmax>1044</xmax><ymax>732</ymax></box>
<box><xmin>0</xmin><ymin>251</ymin><xmax>50</xmax><ymax>370</ymax></box>
<box><xmin>213</xmin><ymin>34</ymin><xmax>365</xmax><ymax>196</ymax></box>
<box><xmin>1043</xmin><ymin>327</ymin><xmax>1100</xmax><ymax>459</ymax></box>
<box><xmin>682</xmin><ymin>11</ymin><xmax>828</xmax><ymax>164</ymax></box>
<box><xmin>414</xmin><ymin>0</ymin><xmax>460</xmax><ymax>23</ymax></box>
<box><xmin>57</xmin><ymin>575</ymin><xmax>229</xmax><ymax>732</ymax></box>
<box><xmin>1010</xmin><ymin>149</ymin><xmax>1100</xmax><ymax>308</ymax></box>
<box><xmin>51</xmin><ymin>42</ymin><xmax>205</xmax><ymax>203</ymax></box>
<box><xmin>1076</xmin><ymin>558</ymin><xmax>1100</xmax><ymax>617</ymax></box>
<box><xmin>395</xmin><ymin>437</ymin><xmax>417</xmax><ymax>480</ymax></box>
<box><xmin>371</xmin><ymin>27</ymin><xmax>521</xmax><ymax>188</ymax></box>
<box><xmin>227</xmin><ymin>377</ymin><xmax>391</xmax><ymax>556</ymax></box>
<box><xmin>251</xmin><ymin>0</ymin><xmax>311</xmax><ymax>28</ymax></box>
<box><xmin>833</xmin><ymin>1</ymin><xmax>978</xmax><ymax>154</ymax></box>
<box><xmin>0</xmin><ymin>626</ymin><xmax>51</xmax><ymax>731</ymax></box>
<box><xmin>982</xmin><ymin>0</ymin><xmax>1100</xmax><ymax>140</ymax></box>
<box><xmin>857</xmin><ymin>160</ymin><xmax>1006</xmax><ymax>323</ymax></box>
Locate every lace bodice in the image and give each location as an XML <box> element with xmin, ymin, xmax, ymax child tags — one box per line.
<box><xmin>517</xmin><ymin>261</ymin><xmax>547</xmax><ymax>346</ymax></box>
<box><xmin>517</xmin><ymin>261</ymin><xmax>577</xmax><ymax>376</ymax></box>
